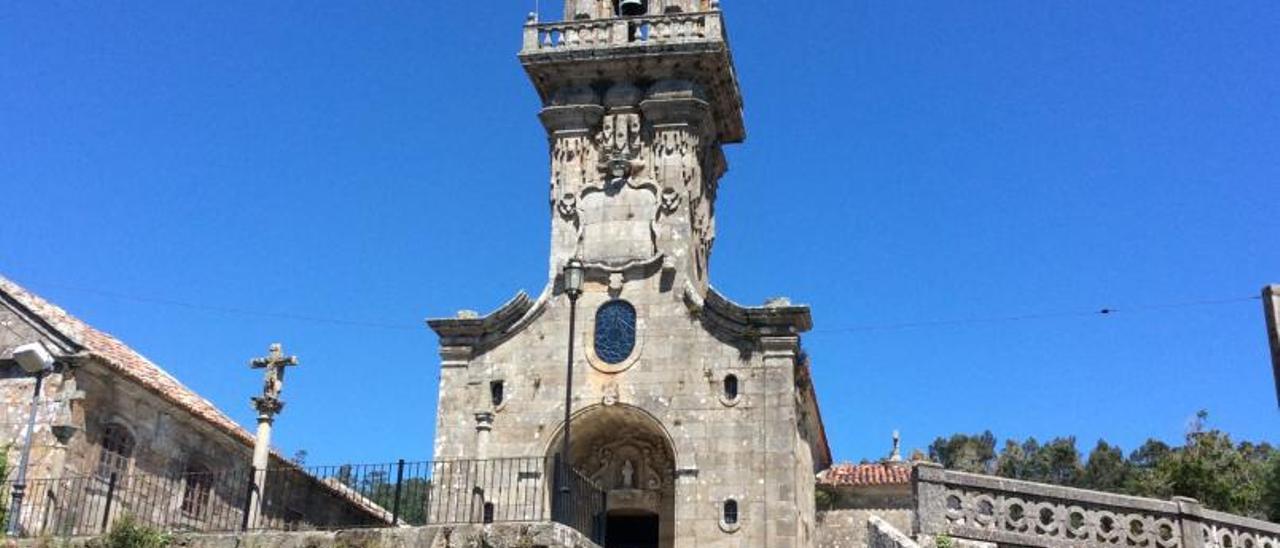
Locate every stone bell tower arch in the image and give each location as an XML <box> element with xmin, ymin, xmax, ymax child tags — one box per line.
<box><xmin>430</xmin><ymin>4</ymin><xmax>831</xmax><ymax>548</ymax></box>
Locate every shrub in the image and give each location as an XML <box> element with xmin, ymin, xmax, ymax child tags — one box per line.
<box><xmin>102</xmin><ymin>515</ymin><xmax>171</xmax><ymax>548</ymax></box>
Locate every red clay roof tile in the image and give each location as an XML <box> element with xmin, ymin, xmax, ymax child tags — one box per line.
<box><xmin>820</xmin><ymin>462</ymin><xmax>912</xmax><ymax>487</ymax></box>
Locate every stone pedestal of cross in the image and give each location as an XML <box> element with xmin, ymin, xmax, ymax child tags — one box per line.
<box><xmin>245</xmin><ymin>343</ymin><xmax>298</xmax><ymax>530</ymax></box>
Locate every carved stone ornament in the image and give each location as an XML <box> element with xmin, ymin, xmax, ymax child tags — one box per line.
<box><xmin>602</xmin><ymin>381</ymin><xmax>620</xmax><ymax>406</ymax></box>
<box><xmin>576</xmin><ymin>164</ymin><xmax>661</xmax><ymax>266</ymax></box>
<box><xmin>660</xmin><ymin>187</ymin><xmax>681</xmax><ymax>214</ymax></box>
<box><xmin>587</xmin><ymin>437</ymin><xmax>674</xmax><ymax>492</ymax></box>
<box><xmin>601</xmin><ymin>112</ymin><xmax>643</xmax><ymax>159</ymax></box>
<box><xmin>557</xmin><ymin>193</ymin><xmax>579</xmax><ymax>221</ymax></box>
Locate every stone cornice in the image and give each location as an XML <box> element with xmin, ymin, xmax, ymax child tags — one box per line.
<box><xmin>699</xmin><ymin>287</ymin><xmax>813</xmax><ymax>339</ymax></box>
<box><xmin>426</xmin><ymin>292</ymin><xmax>538</xmax><ymax>349</ymax></box>
<box><xmin>540</xmin><ymin>104</ymin><xmax>606</xmax><ymax>133</ymax></box>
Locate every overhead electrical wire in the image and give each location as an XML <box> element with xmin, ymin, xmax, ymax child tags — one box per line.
<box><xmin>4</xmin><ymin>277</ymin><xmax>1261</xmax><ymax>336</ymax></box>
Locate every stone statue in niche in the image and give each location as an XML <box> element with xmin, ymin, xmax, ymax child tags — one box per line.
<box><xmin>621</xmin><ymin>459</ymin><xmax>635</xmax><ymax>488</ymax></box>
<box><xmin>587</xmin><ymin>438</ymin><xmax>672</xmax><ymax>493</ymax></box>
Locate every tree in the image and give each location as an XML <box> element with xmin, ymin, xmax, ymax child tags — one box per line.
<box><xmin>1125</xmin><ymin>439</ymin><xmax>1173</xmax><ymax>498</ymax></box>
<box><xmin>995</xmin><ymin>440</ymin><xmax>1030</xmax><ymax>480</ymax></box>
<box><xmin>1036</xmin><ymin>437</ymin><xmax>1083</xmax><ymax>486</ymax></box>
<box><xmin>929</xmin><ymin>432</ymin><xmax>997</xmax><ymax>474</ymax></box>
<box><xmin>1262</xmin><ymin>456</ymin><xmax>1280</xmax><ymax>522</ymax></box>
<box><xmin>1165</xmin><ymin>429</ymin><xmax>1258</xmax><ymax>517</ymax></box>
<box><xmin>1082</xmin><ymin>441</ymin><xmax>1128</xmax><ymax>492</ymax></box>
<box><xmin>933</xmin><ymin>418</ymin><xmax>1278</xmax><ymax>519</ymax></box>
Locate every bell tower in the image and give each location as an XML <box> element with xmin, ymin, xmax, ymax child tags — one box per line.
<box><xmin>521</xmin><ymin>0</ymin><xmax>742</xmax><ymax>292</ymax></box>
<box><xmin>431</xmin><ymin>5</ymin><xmax>828</xmax><ymax>548</ymax></box>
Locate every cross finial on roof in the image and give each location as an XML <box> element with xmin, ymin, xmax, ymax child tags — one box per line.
<box><xmin>889</xmin><ymin>430</ymin><xmax>902</xmax><ymax>462</ymax></box>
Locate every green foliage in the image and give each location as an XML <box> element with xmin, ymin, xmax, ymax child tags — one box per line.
<box><xmin>939</xmin><ymin>412</ymin><xmax>1280</xmax><ymax>521</ymax></box>
<box><xmin>1</xmin><ymin>443</ymin><xmax>10</xmax><ymax>529</ymax></box>
<box><xmin>1082</xmin><ymin>441</ymin><xmax>1128</xmax><ymax>491</ymax></box>
<box><xmin>1163</xmin><ymin>429</ymin><xmax>1260</xmax><ymax>515</ymax></box>
<box><xmin>1263</xmin><ymin>456</ymin><xmax>1280</xmax><ymax>522</ymax></box>
<box><xmin>935</xmin><ymin>533</ymin><xmax>954</xmax><ymax>548</ymax></box>
<box><xmin>815</xmin><ymin>487</ymin><xmax>835</xmax><ymax>511</ymax></box>
<box><xmin>351</xmin><ymin>471</ymin><xmax>432</xmax><ymax>525</ymax></box>
<box><xmin>102</xmin><ymin>515</ymin><xmax>171</xmax><ymax>548</ymax></box>
<box><xmin>929</xmin><ymin>431</ymin><xmax>997</xmax><ymax>474</ymax></box>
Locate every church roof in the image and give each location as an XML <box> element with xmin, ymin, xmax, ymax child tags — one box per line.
<box><xmin>819</xmin><ymin>462</ymin><xmax>913</xmax><ymax>487</ymax></box>
<box><xmin>0</xmin><ymin>275</ymin><xmax>256</xmax><ymax>450</ymax></box>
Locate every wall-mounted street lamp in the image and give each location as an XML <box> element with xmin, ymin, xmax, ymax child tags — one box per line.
<box><xmin>6</xmin><ymin>343</ymin><xmax>55</xmax><ymax>536</ymax></box>
<box><xmin>556</xmin><ymin>259</ymin><xmax>585</xmax><ymax>518</ymax></box>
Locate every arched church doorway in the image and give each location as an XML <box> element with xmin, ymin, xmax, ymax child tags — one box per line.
<box><xmin>548</xmin><ymin>404</ymin><xmax>676</xmax><ymax>548</ymax></box>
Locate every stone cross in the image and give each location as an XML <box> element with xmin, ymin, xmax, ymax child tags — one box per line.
<box><xmin>246</xmin><ymin>343</ymin><xmax>299</xmax><ymax>529</ymax></box>
<box><xmin>250</xmin><ymin>343</ymin><xmax>298</xmax><ymax>418</ymax></box>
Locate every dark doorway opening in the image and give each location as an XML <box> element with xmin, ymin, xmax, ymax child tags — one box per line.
<box><xmin>605</xmin><ymin>513</ymin><xmax>659</xmax><ymax>548</ymax></box>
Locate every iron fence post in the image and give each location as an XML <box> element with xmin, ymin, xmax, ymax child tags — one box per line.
<box><xmin>100</xmin><ymin>474</ymin><xmax>117</xmax><ymax>533</ymax></box>
<box><xmin>599</xmin><ymin>489</ymin><xmax>608</xmax><ymax>544</ymax></box>
<box><xmin>391</xmin><ymin>459</ymin><xmax>405</xmax><ymax>525</ymax></box>
<box><xmin>240</xmin><ymin>474</ymin><xmax>255</xmax><ymax>532</ymax></box>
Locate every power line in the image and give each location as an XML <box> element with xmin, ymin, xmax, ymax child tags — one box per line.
<box><xmin>20</xmin><ymin>281</ymin><xmax>421</xmax><ymax>332</ymax></box>
<box><xmin>5</xmin><ymin>277</ymin><xmax>1261</xmax><ymax>336</ymax></box>
<box><xmin>811</xmin><ymin>296</ymin><xmax>1261</xmax><ymax>334</ymax></box>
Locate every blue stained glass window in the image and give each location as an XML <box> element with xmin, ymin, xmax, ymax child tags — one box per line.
<box><xmin>594</xmin><ymin>300</ymin><xmax>637</xmax><ymax>364</ymax></box>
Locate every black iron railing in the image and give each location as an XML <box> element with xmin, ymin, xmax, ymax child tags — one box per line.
<box><xmin>552</xmin><ymin>456</ymin><xmax>608</xmax><ymax>545</ymax></box>
<box><xmin>1</xmin><ymin>458</ymin><xmax>606</xmax><ymax>541</ymax></box>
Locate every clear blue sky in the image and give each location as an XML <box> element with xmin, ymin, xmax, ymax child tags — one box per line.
<box><xmin>1</xmin><ymin>2</ymin><xmax>1276</xmax><ymax>466</ymax></box>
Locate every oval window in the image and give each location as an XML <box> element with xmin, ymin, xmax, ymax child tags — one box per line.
<box><xmin>594</xmin><ymin>300</ymin><xmax>637</xmax><ymax>364</ymax></box>
<box><xmin>724</xmin><ymin>375</ymin><xmax>739</xmax><ymax>400</ymax></box>
<box><xmin>723</xmin><ymin>499</ymin><xmax>739</xmax><ymax>525</ymax></box>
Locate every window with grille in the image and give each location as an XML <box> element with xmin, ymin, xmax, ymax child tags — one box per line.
<box><xmin>594</xmin><ymin>300</ymin><xmax>637</xmax><ymax>364</ymax></box>
<box><xmin>95</xmin><ymin>424</ymin><xmax>135</xmax><ymax>480</ymax></box>
<box><xmin>181</xmin><ymin>463</ymin><xmax>213</xmax><ymax>518</ymax></box>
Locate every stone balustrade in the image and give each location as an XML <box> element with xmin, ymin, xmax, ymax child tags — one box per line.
<box><xmin>914</xmin><ymin>464</ymin><xmax>1280</xmax><ymax>548</ymax></box>
<box><xmin>1201</xmin><ymin>510</ymin><xmax>1280</xmax><ymax>548</ymax></box>
<box><xmin>522</xmin><ymin>12</ymin><xmax>724</xmax><ymax>53</ymax></box>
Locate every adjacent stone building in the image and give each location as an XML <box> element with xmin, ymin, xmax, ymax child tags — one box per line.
<box><xmin>0</xmin><ymin>276</ymin><xmax>386</xmax><ymax>535</ymax></box>
<box><xmin>429</xmin><ymin>1</ymin><xmax>830</xmax><ymax>547</ymax></box>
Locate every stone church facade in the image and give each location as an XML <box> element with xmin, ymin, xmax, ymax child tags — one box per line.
<box><xmin>429</xmin><ymin>1</ymin><xmax>830</xmax><ymax>547</ymax></box>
